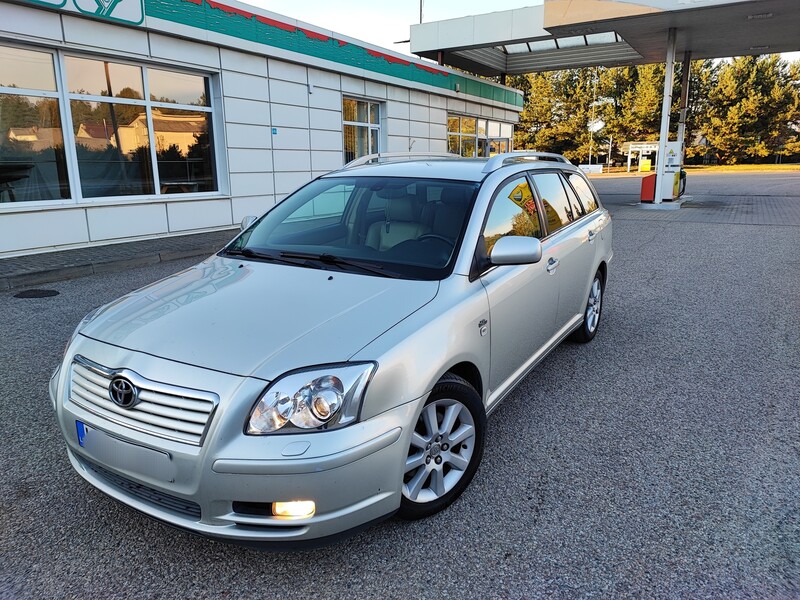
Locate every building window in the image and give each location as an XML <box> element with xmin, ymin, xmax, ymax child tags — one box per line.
<box><xmin>343</xmin><ymin>98</ymin><xmax>380</xmax><ymax>163</ymax></box>
<box><xmin>0</xmin><ymin>42</ymin><xmax>218</xmax><ymax>205</ymax></box>
<box><xmin>448</xmin><ymin>115</ymin><xmax>514</xmax><ymax>158</ymax></box>
<box><xmin>0</xmin><ymin>46</ymin><xmax>70</xmax><ymax>202</ymax></box>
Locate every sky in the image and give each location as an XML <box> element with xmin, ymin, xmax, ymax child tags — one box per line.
<box><xmin>245</xmin><ymin>0</ymin><xmax>543</xmax><ymax>55</ymax></box>
<box><xmin>244</xmin><ymin>0</ymin><xmax>800</xmax><ymax>63</ymax></box>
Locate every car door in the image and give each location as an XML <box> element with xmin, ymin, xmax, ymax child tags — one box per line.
<box><xmin>530</xmin><ymin>170</ymin><xmax>597</xmax><ymax>329</ymax></box>
<box><xmin>478</xmin><ymin>175</ymin><xmax>559</xmax><ymax>404</ymax></box>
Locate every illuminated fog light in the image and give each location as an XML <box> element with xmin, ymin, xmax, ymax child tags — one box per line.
<box><xmin>272</xmin><ymin>500</ymin><xmax>316</xmax><ymax>518</ymax></box>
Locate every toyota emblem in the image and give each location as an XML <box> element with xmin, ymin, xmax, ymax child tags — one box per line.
<box><xmin>109</xmin><ymin>377</ymin><xmax>139</xmax><ymax>408</ymax></box>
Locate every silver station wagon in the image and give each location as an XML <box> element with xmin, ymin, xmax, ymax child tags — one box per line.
<box><xmin>50</xmin><ymin>152</ymin><xmax>612</xmax><ymax>547</ymax></box>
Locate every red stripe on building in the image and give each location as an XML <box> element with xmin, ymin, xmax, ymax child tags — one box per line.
<box><xmin>254</xmin><ymin>14</ymin><xmax>297</xmax><ymax>32</ymax></box>
<box><xmin>366</xmin><ymin>49</ymin><xmax>410</xmax><ymax>66</ymax></box>
<box><xmin>206</xmin><ymin>0</ymin><xmax>253</xmax><ymax>19</ymax></box>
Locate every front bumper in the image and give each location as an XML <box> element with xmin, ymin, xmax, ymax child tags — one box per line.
<box><xmin>52</xmin><ymin>338</ymin><xmax>423</xmax><ymax>545</ymax></box>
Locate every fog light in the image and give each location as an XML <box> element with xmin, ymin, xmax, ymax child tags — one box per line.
<box><xmin>272</xmin><ymin>500</ymin><xmax>315</xmax><ymax>518</ymax></box>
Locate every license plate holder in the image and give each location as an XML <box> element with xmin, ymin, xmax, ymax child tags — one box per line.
<box><xmin>76</xmin><ymin>421</ymin><xmax>175</xmax><ymax>482</ymax></box>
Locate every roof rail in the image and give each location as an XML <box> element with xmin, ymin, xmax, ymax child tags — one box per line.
<box><xmin>482</xmin><ymin>152</ymin><xmax>571</xmax><ymax>173</ymax></box>
<box><xmin>343</xmin><ymin>152</ymin><xmax>459</xmax><ymax>169</ymax></box>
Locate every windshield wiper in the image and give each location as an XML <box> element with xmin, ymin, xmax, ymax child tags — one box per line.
<box><xmin>224</xmin><ymin>247</ymin><xmax>308</xmax><ymax>266</ymax></box>
<box><xmin>279</xmin><ymin>251</ymin><xmax>400</xmax><ymax>278</ymax></box>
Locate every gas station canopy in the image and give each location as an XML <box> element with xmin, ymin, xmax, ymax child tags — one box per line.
<box><xmin>410</xmin><ymin>0</ymin><xmax>800</xmax><ymax>76</ymax></box>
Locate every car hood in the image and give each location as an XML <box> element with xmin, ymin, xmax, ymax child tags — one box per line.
<box><xmin>80</xmin><ymin>256</ymin><xmax>439</xmax><ymax>379</ymax></box>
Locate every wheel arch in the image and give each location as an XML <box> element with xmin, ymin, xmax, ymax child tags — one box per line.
<box><xmin>442</xmin><ymin>361</ymin><xmax>483</xmax><ymax>401</ymax></box>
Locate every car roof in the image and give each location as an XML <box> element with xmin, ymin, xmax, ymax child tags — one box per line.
<box><xmin>322</xmin><ymin>152</ymin><xmax>580</xmax><ymax>183</ymax></box>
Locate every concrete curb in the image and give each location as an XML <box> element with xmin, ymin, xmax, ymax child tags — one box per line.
<box><xmin>2</xmin><ymin>245</ymin><xmax>221</xmax><ymax>291</ymax></box>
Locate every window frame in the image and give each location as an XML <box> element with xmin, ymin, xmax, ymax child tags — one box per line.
<box><xmin>342</xmin><ymin>97</ymin><xmax>381</xmax><ymax>164</ymax></box>
<box><xmin>0</xmin><ymin>42</ymin><xmax>223</xmax><ymax>209</ymax></box>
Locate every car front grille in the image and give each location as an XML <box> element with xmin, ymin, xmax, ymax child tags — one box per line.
<box><xmin>82</xmin><ymin>458</ymin><xmax>202</xmax><ymax>520</ymax></box>
<box><xmin>69</xmin><ymin>355</ymin><xmax>218</xmax><ymax>446</ymax></box>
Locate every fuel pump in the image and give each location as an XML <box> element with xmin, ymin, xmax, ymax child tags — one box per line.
<box><xmin>662</xmin><ymin>141</ymin><xmax>687</xmax><ymax>200</ymax></box>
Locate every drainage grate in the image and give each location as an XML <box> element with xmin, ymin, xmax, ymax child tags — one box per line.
<box><xmin>14</xmin><ymin>289</ymin><xmax>60</xmax><ymax>298</ymax></box>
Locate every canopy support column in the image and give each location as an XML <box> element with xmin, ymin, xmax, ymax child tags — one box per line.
<box><xmin>654</xmin><ymin>28</ymin><xmax>676</xmax><ymax>204</ymax></box>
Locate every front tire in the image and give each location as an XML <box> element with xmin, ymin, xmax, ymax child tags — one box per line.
<box><xmin>398</xmin><ymin>374</ymin><xmax>486</xmax><ymax>520</ymax></box>
<box><xmin>571</xmin><ymin>269</ymin><xmax>604</xmax><ymax>343</ymax></box>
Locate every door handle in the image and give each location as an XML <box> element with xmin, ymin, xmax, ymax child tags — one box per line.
<box><xmin>546</xmin><ymin>257</ymin><xmax>559</xmax><ymax>274</ymax></box>
<box><xmin>587</xmin><ymin>230</ymin><xmax>597</xmax><ymax>243</ymax></box>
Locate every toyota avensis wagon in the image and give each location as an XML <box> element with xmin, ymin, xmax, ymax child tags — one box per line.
<box><xmin>50</xmin><ymin>152</ymin><xmax>612</xmax><ymax>547</ymax></box>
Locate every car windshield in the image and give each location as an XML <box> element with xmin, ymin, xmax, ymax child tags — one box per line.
<box><xmin>225</xmin><ymin>176</ymin><xmax>480</xmax><ymax>280</ymax></box>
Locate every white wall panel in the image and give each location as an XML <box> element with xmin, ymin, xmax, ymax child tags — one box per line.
<box><xmin>228</xmin><ymin>148</ymin><xmax>273</xmax><ymax>173</ymax></box>
<box><xmin>409</xmin><ymin>138</ymin><xmax>430</xmax><ymax>151</ymax></box>
<box><xmin>386</xmin><ymin>102</ymin><xmax>410</xmax><ymax>120</ymax></box>
<box><xmin>63</xmin><ymin>16</ymin><xmax>149</xmax><ymax>56</ymax></box>
<box><xmin>87</xmin><ymin>204</ymin><xmax>167</xmax><ymax>241</ymax></box>
<box><xmin>273</xmin><ymin>150</ymin><xmax>311</xmax><ymax>172</ymax></box>
<box><xmin>447</xmin><ymin>98</ymin><xmax>467</xmax><ymax>113</ymax></box>
<box><xmin>223</xmin><ymin>98</ymin><xmax>270</xmax><ymax>126</ymax></box>
<box><xmin>268</xmin><ymin>59</ymin><xmax>307</xmax><ymax>83</ymax></box>
<box><xmin>274</xmin><ymin>172</ymin><xmax>313</xmax><ymax>197</ymax></box>
<box><xmin>410</xmin><ymin>90</ymin><xmax>430</xmax><ymax>106</ymax></box>
<box><xmin>410</xmin><ymin>104</ymin><xmax>429</xmax><ymax>122</ymax></box>
<box><xmin>430</xmin><ymin>138</ymin><xmax>447</xmax><ymax>153</ymax></box>
<box><xmin>409</xmin><ymin>120</ymin><xmax>429</xmax><ymax>139</ymax></box>
<box><xmin>430</xmin><ymin>107</ymin><xmax>447</xmax><ymax>125</ymax></box>
<box><xmin>270</xmin><ymin>104</ymin><xmax>310</xmax><ymax>129</ymax></box>
<box><xmin>430</xmin><ymin>95</ymin><xmax>447</xmax><ymax>109</ymax></box>
<box><xmin>270</xmin><ymin>127</ymin><xmax>311</xmax><ymax>151</ymax></box>
<box><xmin>231</xmin><ymin>172</ymin><xmax>275</xmax><ymax>197</ymax></box>
<box><xmin>365</xmin><ymin>81</ymin><xmax>387</xmax><ymax>99</ymax></box>
<box><xmin>386</xmin><ymin>136</ymin><xmax>408</xmax><ymax>153</ymax></box>
<box><xmin>386</xmin><ymin>117</ymin><xmax>410</xmax><ymax>137</ymax></box>
<box><xmin>310</xmin><ymin>150</ymin><xmax>343</xmax><ymax>172</ymax></box>
<box><xmin>220</xmin><ymin>49</ymin><xmax>267</xmax><ymax>76</ymax></box>
<box><xmin>0</xmin><ymin>209</ymin><xmax>88</xmax><ymax>253</ymax></box>
<box><xmin>387</xmin><ymin>86</ymin><xmax>409</xmax><ymax>102</ymax></box>
<box><xmin>222</xmin><ymin>71</ymin><xmax>269</xmax><ymax>101</ymax></box>
<box><xmin>310</xmin><ymin>129</ymin><xmax>343</xmax><ymax>152</ymax></box>
<box><xmin>308</xmin><ymin>68</ymin><xmax>340</xmax><ymax>90</ymax></box>
<box><xmin>310</xmin><ymin>108</ymin><xmax>342</xmax><ymax>132</ymax></box>
<box><xmin>168</xmin><ymin>199</ymin><xmax>232</xmax><ymax>232</ymax></box>
<box><xmin>149</xmin><ymin>34</ymin><xmax>220</xmax><ymax>69</ymax></box>
<box><xmin>309</xmin><ymin>86</ymin><xmax>341</xmax><ymax>111</ymax></box>
<box><xmin>430</xmin><ymin>123</ymin><xmax>447</xmax><ymax>140</ymax></box>
<box><xmin>232</xmin><ymin>195</ymin><xmax>275</xmax><ymax>222</ymax></box>
<box><xmin>269</xmin><ymin>80</ymin><xmax>309</xmax><ymax>106</ymax></box>
<box><xmin>341</xmin><ymin>76</ymin><xmax>365</xmax><ymax>96</ymax></box>
<box><xmin>0</xmin><ymin>3</ymin><xmax>62</xmax><ymax>42</ymax></box>
<box><xmin>226</xmin><ymin>124</ymin><xmax>271</xmax><ymax>149</ymax></box>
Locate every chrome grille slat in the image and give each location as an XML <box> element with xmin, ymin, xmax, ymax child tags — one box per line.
<box><xmin>129</xmin><ymin>402</ymin><xmax>209</xmax><ymax>426</ymax></box>
<box><xmin>138</xmin><ymin>389</ymin><xmax>214</xmax><ymax>412</ymax></box>
<box><xmin>69</xmin><ymin>355</ymin><xmax>218</xmax><ymax>446</ymax></box>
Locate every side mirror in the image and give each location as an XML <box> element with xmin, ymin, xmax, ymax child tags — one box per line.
<box><xmin>240</xmin><ymin>215</ymin><xmax>257</xmax><ymax>231</ymax></box>
<box><xmin>489</xmin><ymin>236</ymin><xmax>543</xmax><ymax>266</ymax></box>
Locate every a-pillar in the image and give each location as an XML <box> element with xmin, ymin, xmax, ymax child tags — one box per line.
<box><xmin>654</xmin><ymin>28</ymin><xmax>676</xmax><ymax>204</ymax></box>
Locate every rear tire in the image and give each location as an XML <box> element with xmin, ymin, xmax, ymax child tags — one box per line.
<box><xmin>398</xmin><ymin>373</ymin><xmax>486</xmax><ymax>520</ymax></box>
<box><xmin>571</xmin><ymin>269</ymin><xmax>603</xmax><ymax>343</ymax></box>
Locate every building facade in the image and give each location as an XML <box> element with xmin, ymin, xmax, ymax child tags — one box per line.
<box><xmin>0</xmin><ymin>0</ymin><xmax>522</xmax><ymax>257</ymax></box>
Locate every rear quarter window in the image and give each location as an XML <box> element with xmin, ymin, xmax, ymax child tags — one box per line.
<box><xmin>566</xmin><ymin>173</ymin><xmax>599</xmax><ymax>213</ymax></box>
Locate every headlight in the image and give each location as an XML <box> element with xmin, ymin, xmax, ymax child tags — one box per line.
<box><xmin>246</xmin><ymin>363</ymin><xmax>375</xmax><ymax>435</ymax></box>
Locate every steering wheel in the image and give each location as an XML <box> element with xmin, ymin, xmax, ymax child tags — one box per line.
<box><xmin>417</xmin><ymin>234</ymin><xmax>454</xmax><ymax>248</ymax></box>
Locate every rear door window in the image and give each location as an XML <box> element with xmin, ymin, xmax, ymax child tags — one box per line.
<box><xmin>530</xmin><ymin>172</ymin><xmax>574</xmax><ymax>235</ymax></box>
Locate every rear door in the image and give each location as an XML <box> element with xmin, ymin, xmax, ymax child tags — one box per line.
<box><xmin>479</xmin><ymin>175</ymin><xmax>559</xmax><ymax>397</ymax></box>
<box><xmin>529</xmin><ymin>170</ymin><xmax>597</xmax><ymax>328</ymax></box>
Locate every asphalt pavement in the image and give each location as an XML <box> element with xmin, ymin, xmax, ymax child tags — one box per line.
<box><xmin>0</xmin><ymin>172</ymin><xmax>798</xmax><ymax>598</ymax></box>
